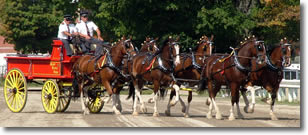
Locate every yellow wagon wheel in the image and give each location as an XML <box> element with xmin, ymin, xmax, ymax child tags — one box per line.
<box><xmin>56</xmin><ymin>87</ymin><xmax>71</xmax><ymax>112</ymax></box>
<box><xmin>88</xmin><ymin>92</ymin><xmax>104</xmax><ymax>113</ymax></box>
<box><xmin>87</xmin><ymin>85</ymin><xmax>105</xmax><ymax>113</ymax></box>
<box><xmin>3</xmin><ymin>68</ymin><xmax>28</xmax><ymax>112</ymax></box>
<box><xmin>41</xmin><ymin>80</ymin><xmax>59</xmax><ymax>114</ymax></box>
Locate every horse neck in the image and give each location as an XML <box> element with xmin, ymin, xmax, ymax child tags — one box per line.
<box><xmin>237</xmin><ymin>42</ymin><xmax>254</xmax><ymax>66</ymax></box>
<box><xmin>192</xmin><ymin>45</ymin><xmax>203</xmax><ymax>65</ymax></box>
<box><xmin>195</xmin><ymin>44</ymin><xmax>205</xmax><ymax>55</ymax></box>
<box><xmin>140</xmin><ymin>45</ymin><xmax>148</xmax><ymax>52</ymax></box>
<box><xmin>161</xmin><ymin>45</ymin><xmax>172</xmax><ymax>65</ymax></box>
<box><xmin>270</xmin><ymin>46</ymin><xmax>283</xmax><ymax>67</ymax></box>
<box><xmin>110</xmin><ymin>44</ymin><xmax>125</xmax><ymax>66</ymax></box>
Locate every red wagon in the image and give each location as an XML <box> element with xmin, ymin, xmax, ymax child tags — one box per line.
<box><xmin>3</xmin><ymin>40</ymin><xmax>104</xmax><ymax>113</ymax></box>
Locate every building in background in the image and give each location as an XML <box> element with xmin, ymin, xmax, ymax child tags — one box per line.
<box><xmin>0</xmin><ymin>36</ymin><xmax>17</xmax><ymax>77</ymax></box>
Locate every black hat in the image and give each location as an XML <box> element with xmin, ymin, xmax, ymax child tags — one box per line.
<box><xmin>64</xmin><ymin>14</ymin><xmax>72</xmax><ymax>21</ymax></box>
<box><xmin>80</xmin><ymin>11</ymin><xmax>89</xmax><ymax>17</ymax></box>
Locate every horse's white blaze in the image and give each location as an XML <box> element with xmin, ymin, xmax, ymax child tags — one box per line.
<box><xmin>174</xmin><ymin>45</ymin><xmax>180</xmax><ymax>66</ymax></box>
<box><xmin>209</xmin><ymin>44</ymin><xmax>212</xmax><ymax>56</ymax></box>
<box><xmin>286</xmin><ymin>46</ymin><xmax>291</xmax><ymax>65</ymax></box>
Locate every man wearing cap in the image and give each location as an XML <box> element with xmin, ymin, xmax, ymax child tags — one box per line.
<box><xmin>76</xmin><ymin>11</ymin><xmax>108</xmax><ymax>56</ymax></box>
<box><xmin>57</xmin><ymin>14</ymin><xmax>76</xmax><ymax>57</ymax></box>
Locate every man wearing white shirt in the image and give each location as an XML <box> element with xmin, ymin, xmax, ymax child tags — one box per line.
<box><xmin>76</xmin><ymin>11</ymin><xmax>109</xmax><ymax>56</ymax></box>
<box><xmin>57</xmin><ymin>14</ymin><xmax>76</xmax><ymax>57</ymax></box>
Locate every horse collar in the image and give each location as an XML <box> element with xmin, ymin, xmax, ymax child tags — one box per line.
<box><xmin>233</xmin><ymin>50</ymin><xmax>251</xmax><ymax>72</ymax></box>
<box><xmin>265</xmin><ymin>54</ymin><xmax>280</xmax><ymax>71</ymax></box>
<box><xmin>191</xmin><ymin>52</ymin><xmax>202</xmax><ymax>70</ymax></box>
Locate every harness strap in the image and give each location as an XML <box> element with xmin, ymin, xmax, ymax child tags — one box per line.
<box><xmin>145</xmin><ymin>56</ymin><xmax>157</xmax><ymax>71</ymax></box>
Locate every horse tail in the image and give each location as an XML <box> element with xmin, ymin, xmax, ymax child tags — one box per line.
<box><xmin>126</xmin><ymin>81</ymin><xmax>135</xmax><ymax>100</ymax></box>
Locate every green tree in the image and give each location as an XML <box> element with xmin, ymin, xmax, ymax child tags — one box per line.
<box><xmin>196</xmin><ymin>0</ymin><xmax>256</xmax><ymax>53</ymax></box>
<box><xmin>0</xmin><ymin>0</ymin><xmax>300</xmax><ymax>54</ymax></box>
<box><xmin>0</xmin><ymin>0</ymin><xmax>78</xmax><ymax>53</ymax></box>
<box><xmin>251</xmin><ymin>0</ymin><xmax>300</xmax><ymax>46</ymax></box>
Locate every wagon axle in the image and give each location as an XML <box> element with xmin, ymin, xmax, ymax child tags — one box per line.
<box><xmin>9</xmin><ymin>88</ymin><xmax>17</xmax><ymax>94</ymax></box>
<box><xmin>44</xmin><ymin>93</ymin><xmax>52</xmax><ymax>100</ymax></box>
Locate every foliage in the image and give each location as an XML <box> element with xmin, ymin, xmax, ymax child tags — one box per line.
<box><xmin>196</xmin><ymin>0</ymin><xmax>256</xmax><ymax>53</ymax></box>
<box><xmin>0</xmin><ymin>0</ymin><xmax>300</xmax><ymax>54</ymax></box>
<box><xmin>0</xmin><ymin>0</ymin><xmax>78</xmax><ymax>53</ymax></box>
<box><xmin>252</xmin><ymin>0</ymin><xmax>300</xmax><ymax>46</ymax></box>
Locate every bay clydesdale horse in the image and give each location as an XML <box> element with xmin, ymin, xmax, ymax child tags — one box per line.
<box><xmin>241</xmin><ymin>38</ymin><xmax>292</xmax><ymax>120</ymax></box>
<box><xmin>199</xmin><ymin>37</ymin><xmax>266</xmax><ymax>120</ymax></box>
<box><xmin>112</xmin><ymin>37</ymin><xmax>160</xmax><ymax>111</ymax></box>
<box><xmin>165</xmin><ymin>35</ymin><xmax>214</xmax><ymax>117</ymax></box>
<box><xmin>73</xmin><ymin>36</ymin><xmax>135</xmax><ymax>115</ymax></box>
<box><xmin>129</xmin><ymin>36</ymin><xmax>181</xmax><ymax>117</ymax></box>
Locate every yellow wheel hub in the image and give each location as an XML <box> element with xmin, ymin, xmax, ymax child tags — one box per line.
<box><xmin>3</xmin><ymin>68</ymin><xmax>27</xmax><ymax>112</ymax></box>
<box><xmin>41</xmin><ymin>80</ymin><xmax>59</xmax><ymax>114</ymax></box>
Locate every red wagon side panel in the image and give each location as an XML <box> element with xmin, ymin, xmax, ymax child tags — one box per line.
<box><xmin>4</xmin><ymin>40</ymin><xmax>79</xmax><ymax>80</ymax></box>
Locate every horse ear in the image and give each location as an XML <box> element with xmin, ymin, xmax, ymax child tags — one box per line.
<box><xmin>155</xmin><ymin>37</ymin><xmax>159</xmax><ymax>41</ymax></box>
<box><xmin>129</xmin><ymin>35</ymin><xmax>132</xmax><ymax>40</ymax></box>
<box><xmin>146</xmin><ymin>37</ymin><xmax>150</xmax><ymax>42</ymax></box>
<box><xmin>210</xmin><ymin>35</ymin><xmax>214</xmax><ymax>41</ymax></box>
<box><xmin>122</xmin><ymin>36</ymin><xmax>126</xmax><ymax>40</ymax></box>
<box><xmin>280</xmin><ymin>39</ymin><xmax>284</xmax><ymax>45</ymax></box>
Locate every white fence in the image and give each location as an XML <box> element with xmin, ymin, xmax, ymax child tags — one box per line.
<box><xmin>0</xmin><ymin>65</ymin><xmax>6</xmax><ymax>78</ymax></box>
<box><xmin>219</xmin><ymin>79</ymin><xmax>300</xmax><ymax>103</ymax></box>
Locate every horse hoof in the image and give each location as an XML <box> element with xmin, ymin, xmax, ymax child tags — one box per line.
<box><xmin>205</xmin><ymin>100</ymin><xmax>210</xmax><ymax>106</ymax></box>
<box><xmin>184</xmin><ymin>113</ymin><xmax>190</xmax><ymax>118</ymax></box>
<box><xmin>117</xmin><ymin>106</ymin><xmax>122</xmax><ymax>112</ymax></box>
<box><xmin>247</xmin><ymin>107</ymin><xmax>254</xmax><ymax>113</ymax></box>
<box><xmin>228</xmin><ymin>115</ymin><xmax>235</xmax><ymax>121</ymax></box>
<box><xmin>181</xmin><ymin>107</ymin><xmax>186</xmax><ymax>113</ymax></box>
<box><xmin>83</xmin><ymin>110</ymin><xmax>90</xmax><ymax>115</ymax></box>
<box><xmin>132</xmin><ymin>111</ymin><xmax>139</xmax><ymax>116</ymax></box>
<box><xmin>153</xmin><ymin>112</ymin><xmax>160</xmax><ymax>117</ymax></box>
<box><xmin>238</xmin><ymin>114</ymin><xmax>244</xmax><ymax>119</ymax></box>
<box><xmin>215</xmin><ymin>113</ymin><xmax>222</xmax><ymax>120</ymax></box>
<box><xmin>115</xmin><ymin>111</ymin><xmax>122</xmax><ymax>115</ymax></box>
<box><xmin>165</xmin><ymin>110</ymin><xmax>171</xmax><ymax>116</ymax></box>
<box><xmin>244</xmin><ymin>106</ymin><xmax>249</xmax><ymax>113</ymax></box>
<box><xmin>271</xmin><ymin>115</ymin><xmax>278</xmax><ymax>120</ymax></box>
<box><xmin>206</xmin><ymin>113</ymin><xmax>213</xmax><ymax>119</ymax></box>
<box><xmin>148</xmin><ymin>98</ymin><xmax>154</xmax><ymax>104</ymax></box>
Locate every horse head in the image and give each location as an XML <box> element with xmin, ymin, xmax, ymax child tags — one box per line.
<box><xmin>280</xmin><ymin>37</ymin><xmax>292</xmax><ymax>67</ymax></box>
<box><xmin>141</xmin><ymin>37</ymin><xmax>159</xmax><ymax>53</ymax></box>
<box><xmin>163</xmin><ymin>36</ymin><xmax>180</xmax><ymax>66</ymax></box>
<box><xmin>197</xmin><ymin>35</ymin><xmax>214</xmax><ymax>56</ymax></box>
<box><xmin>239</xmin><ymin>36</ymin><xmax>266</xmax><ymax>65</ymax></box>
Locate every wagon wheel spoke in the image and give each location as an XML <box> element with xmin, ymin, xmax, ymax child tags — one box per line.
<box><xmin>4</xmin><ymin>69</ymin><xmax>28</xmax><ymax>113</ymax></box>
<box><xmin>41</xmin><ymin>80</ymin><xmax>59</xmax><ymax>114</ymax></box>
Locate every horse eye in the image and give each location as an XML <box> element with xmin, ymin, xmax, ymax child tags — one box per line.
<box><xmin>282</xmin><ymin>48</ymin><xmax>286</xmax><ymax>54</ymax></box>
<box><xmin>203</xmin><ymin>46</ymin><xmax>207</xmax><ymax>51</ymax></box>
<box><xmin>257</xmin><ymin>45</ymin><xmax>263</xmax><ymax>51</ymax></box>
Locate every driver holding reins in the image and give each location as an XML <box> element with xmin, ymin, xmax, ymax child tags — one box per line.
<box><xmin>76</xmin><ymin>11</ymin><xmax>110</xmax><ymax>57</ymax></box>
<box><xmin>57</xmin><ymin>14</ymin><xmax>77</xmax><ymax>57</ymax></box>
